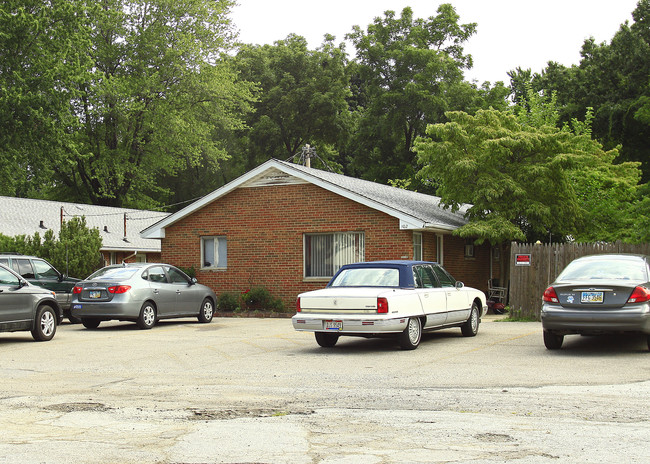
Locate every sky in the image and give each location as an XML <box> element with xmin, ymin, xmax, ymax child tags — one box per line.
<box><xmin>231</xmin><ymin>0</ymin><xmax>641</xmax><ymax>84</ymax></box>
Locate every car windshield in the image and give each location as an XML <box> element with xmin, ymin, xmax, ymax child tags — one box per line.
<box><xmin>87</xmin><ymin>267</ymin><xmax>139</xmax><ymax>281</ymax></box>
<box><xmin>556</xmin><ymin>258</ymin><xmax>648</xmax><ymax>282</ymax></box>
<box><xmin>330</xmin><ymin>268</ymin><xmax>400</xmax><ymax>287</ymax></box>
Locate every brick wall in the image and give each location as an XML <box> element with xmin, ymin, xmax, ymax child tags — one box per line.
<box><xmin>161</xmin><ymin>183</ymin><xmax>492</xmax><ymax>308</ymax></box>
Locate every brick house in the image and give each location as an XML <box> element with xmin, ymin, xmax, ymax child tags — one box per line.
<box><xmin>141</xmin><ymin>159</ymin><xmax>501</xmax><ymax>308</ymax></box>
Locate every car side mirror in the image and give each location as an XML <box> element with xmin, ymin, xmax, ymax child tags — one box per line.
<box><xmin>18</xmin><ymin>278</ymin><xmax>27</xmax><ymax>288</ymax></box>
<box><xmin>191</xmin><ymin>277</ymin><xmax>198</xmax><ymax>285</ymax></box>
<box><xmin>455</xmin><ymin>281</ymin><xmax>464</xmax><ymax>289</ymax></box>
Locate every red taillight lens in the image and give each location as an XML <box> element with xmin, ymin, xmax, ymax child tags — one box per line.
<box><xmin>108</xmin><ymin>285</ymin><xmax>131</xmax><ymax>294</ymax></box>
<box><xmin>296</xmin><ymin>297</ymin><xmax>301</xmax><ymax>313</ymax></box>
<box><xmin>543</xmin><ymin>286</ymin><xmax>559</xmax><ymax>303</ymax></box>
<box><xmin>627</xmin><ymin>286</ymin><xmax>650</xmax><ymax>304</ymax></box>
<box><xmin>73</xmin><ymin>286</ymin><xmax>83</xmax><ymax>294</ymax></box>
<box><xmin>377</xmin><ymin>297</ymin><xmax>388</xmax><ymax>313</ymax></box>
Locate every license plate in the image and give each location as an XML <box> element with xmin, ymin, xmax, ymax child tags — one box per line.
<box><xmin>581</xmin><ymin>291</ymin><xmax>604</xmax><ymax>303</ymax></box>
<box><xmin>89</xmin><ymin>290</ymin><xmax>102</xmax><ymax>299</ymax></box>
<box><xmin>324</xmin><ymin>320</ymin><xmax>343</xmax><ymax>331</ymax></box>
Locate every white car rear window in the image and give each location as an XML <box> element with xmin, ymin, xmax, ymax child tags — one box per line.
<box><xmin>330</xmin><ymin>268</ymin><xmax>399</xmax><ymax>287</ymax></box>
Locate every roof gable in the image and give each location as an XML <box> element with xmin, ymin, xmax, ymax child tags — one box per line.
<box><xmin>141</xmin><ymin>159</ymin><xmax>468</xmax><ymax>239</ymax></box>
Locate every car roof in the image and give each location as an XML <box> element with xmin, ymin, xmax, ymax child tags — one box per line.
<box><xmin>341</xmin><ymin>260</ymin><xmax>438</xmax><ymax>267</ymax></box>
<box><xmin>571</xmin><ymin>254</ymin><xmax>648</xmax><ymax>262</ymax></box>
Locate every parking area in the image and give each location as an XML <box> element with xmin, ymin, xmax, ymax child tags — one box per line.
<box><xmin>1</xmin><ymin>315</ymin><xmax>649</xmax><ymax>463</ymax></box>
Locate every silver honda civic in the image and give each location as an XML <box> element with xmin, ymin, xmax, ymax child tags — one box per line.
<box><xmin>71</xmin><ymin>263</ymin><xmax>217</xmax><ymax>329</ymax></box>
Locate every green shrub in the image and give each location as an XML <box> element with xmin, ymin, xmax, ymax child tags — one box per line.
<box><xmin>217</xmin><ymin>292</ymin><xmax>240</xmax><ymax>312</ymax></box>
<box><xmin>242</xmin><ymin>287</ymin><xmax>286</xmax><ymax>312</ymax></box>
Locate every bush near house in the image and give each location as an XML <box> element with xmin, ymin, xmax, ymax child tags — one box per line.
<box><xmin>216</xmin><ymin>287</ymin><xmax>287</xmax><ymax>314</ymax></box>
<box><xmin>0</xmin><ymin>217</ymin><xmax>103</xmax><ymax>279</ymax></box>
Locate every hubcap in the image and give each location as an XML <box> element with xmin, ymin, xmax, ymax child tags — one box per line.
<box><xmin>41</xmin><ymin>311</ymin><xmax>55</xmax><ymax>336</ymax></box>
<box><xmin>143</xmin><ymin>307</ymin><xmax>155</xmax><ymax>326</ymax></box>
<box><xmin>203</xmin><ymin>301</ymin><xmax>213</xmax><ymax>318</ymax></box>
<box><xmin>471</xmin><ymin>307</ymin><xmax>479</xmax><ymax>332</ymax></box>
<box><xmin>408</xmin><ymin>319</ymin><xmax>421</xmax><ymax>344</ymax></box>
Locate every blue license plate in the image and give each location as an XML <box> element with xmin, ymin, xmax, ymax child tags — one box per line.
<box><xmin>581</xmin><ymin>292</ymin><xmax>604</xmax><ymax>303</ymax></box>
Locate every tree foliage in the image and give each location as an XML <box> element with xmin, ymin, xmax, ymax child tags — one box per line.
<box><xmin>414</xmin><ymin>98</ymin><xmax>642</xmax><ymax>245</ymax></box>
<box><xmin>0</xmin><ymin>217</ymin><xmax>103</xmax><ymax>278</ymax></box>
<box><xmin>533</xmin><ymin>0</ymin><xmax>650</xmax><ymax>182</ymax></box>
<box><xmin>1</xmin><ymin>0</ymin><xmax>255</xmax><ymax>208</ymax></box>
<box><xmin>0</xmin><ymin>0</ymin><xmax>93</xmax><ymax>198</ymax></box>
<box><xmin>231</xmin><ymin>34</ymin><xmax>350</xmax><ymax>171</ymax></box>
<box><xmin>344</xmin><ymin>5</ymin><xmax>479</xmax><ymax>184</ymax></box>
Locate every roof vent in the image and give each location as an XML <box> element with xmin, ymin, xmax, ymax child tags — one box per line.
<box><xmin>103</xmin><ymin>226</ymin><xmax>109</xmax><ymax>233</ymax></box>
<box><xmin>39</xmin><ymin>220</ymin><xmax>47</xmax><ymax>229</ymax></box>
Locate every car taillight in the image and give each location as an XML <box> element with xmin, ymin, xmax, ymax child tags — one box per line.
<box><xmin>73</xmin><ymin>286</ymin><xmax>83</xmax><ymax>294</ymax></box>
<box><xmin>543</xmin><ymin>286</ymin><xmax>559</xmax><ymax>303</ymax></box>
<box><xmin>377</xmin><ymin>297</ymin><xmax>388</xmax><ymax>313</ymax></box>
<box><xmin>296</xmin><ymin>297</ymin><xmax>301</xmax><ymax>312</ymax></box>
<box><xmin>108</xmin><ymin>285</ymin><xmax>131</xmax><ymax>294</ymax></box>
<box><xmin>627</xmin><ymin>286</ymin><xmax>650</xmax><ymax>304</ymax></box>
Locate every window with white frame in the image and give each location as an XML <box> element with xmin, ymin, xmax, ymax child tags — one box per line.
<box><xmin>413</xmin><ymin>232</ymin><xmax>422</xmax><ymax>261</ymax></box>
<box><xmin>304</xmin><ymin>232</ymin><xmax>364</xmax><ymax>278</ymax></box>
<box><xmin>201</xmin><ymin>236</ymin><xmax>227</xmax><ymax>269</ymax></box>
<box><xmin>436</xmin><ymin>235</ymin><xmax>444</xmax><ymax>265</ymax></box>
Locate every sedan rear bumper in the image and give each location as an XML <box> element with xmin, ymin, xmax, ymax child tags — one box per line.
<box><xmin>71</xmin><ymin>300</ymin><xmax>143</xmax><ymax>320</ymax></box>
<box><xmin>292</xmin><ymin>314</ymin><xmax>409</xmax><ymax>334</ymax></box>
<box><xmin>541</xmin><ymin>303</ymin><xmax>650</xmax><ymax>334</ymax></box>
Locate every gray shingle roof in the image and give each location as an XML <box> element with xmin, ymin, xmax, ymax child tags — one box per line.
<box><xmin>141</xmin><ymin>159</ymin><xmax>468</xmax><ymax>239</ymax></box>
<box><xmin>0</xmin><ymin>196</ymin><xmax>168</xmax><ymax>252</ymax></box>
<box><xmin>275</xmin><ymin>160</ymin><xmax>468</xmax><ymax>229</ymax></box>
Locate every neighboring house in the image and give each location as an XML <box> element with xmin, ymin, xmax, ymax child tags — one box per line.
<box><xmin>141</xmin><ymin>159</ymin><xmax>502</xmax><ymax>308</ymax></box>
<box><xmin>0</xmin><ymin>196</ymin><xmax>169</xmax><ymax>268</ymax></box>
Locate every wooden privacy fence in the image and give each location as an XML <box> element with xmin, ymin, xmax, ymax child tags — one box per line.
<box><xmin>508</xmin><ymin>241</ymin><xmax>650</xmax><ymax>319</ymax></box>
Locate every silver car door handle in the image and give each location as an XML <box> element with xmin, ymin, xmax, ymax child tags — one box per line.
<box><xmin>153</xmin><ymin>289</ymin><xmax>159</xmax><ymax>294</ymax></box>
<box><xmin>176</xmin><ymin>290</ymin><xmax>181</xmax><ymax>294</ymax></box>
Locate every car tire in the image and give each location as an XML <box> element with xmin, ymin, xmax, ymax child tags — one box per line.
<box><xmin>315</xmin><ymin>332</ymin><xmax>339</xmax><ymax>348</ymax></box>
<box><xmin>543</xmin><ymin>330</ymin><xmax>564</xmax><ymax>350</ymax></box>
<box><xmin>137</xmin><ymin>302</ymin><xmax>157</xmax><ymax>329</ymax></box>
<box><xmin>198</xmin><ymin>298</ymin><xmax>214</xmax><ymax>323</ymax></box>
<box><xmin>31</xmin><ymin>305</ymin><xmax>57</xmax><ymax>341</ymax></box>
<box><xmin>81</xmin><ymin>318</ymin><xmax>101</xmax><ymax>329</ymax></box>
<box><xmin>398</xmin><ymin>317</ymin><xmax>422</xmax><ymax>350</ymax></box>
<box><xmin>461</xmin><ymin>302</ymin><xmax>480</xmax><ymax>337</ymax></box>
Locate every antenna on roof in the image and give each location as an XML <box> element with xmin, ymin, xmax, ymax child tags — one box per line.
<box><xmin>290</xmin><ymin>144</ymin><xmax>337</xmax><ymax>172</ymax></box>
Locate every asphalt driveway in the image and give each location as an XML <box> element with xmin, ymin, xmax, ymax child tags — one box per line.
<box><xmin>1</xmin><ymin>315</ymin><xmax>648</xmax><ymax>463</ymax></box>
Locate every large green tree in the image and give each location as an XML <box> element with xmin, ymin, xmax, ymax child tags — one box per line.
<box><xmin>344</xmin><ymin>5</ymin><xmax>480</xmax><ymax>184</ymax></box>
<box><xmin>414</xmin><ymin>105</ymin><xmax>641</xmax><ymax>246</ymax></box>
<box><xmin>231</xmin><ymin>34</ymin><xmax>350</xmax><ymax>172</ymax></box>
<box><xmin>2</xmin><ymin>0</ymin><xmax>255</xmax><ymax>208</ymax></box>
<box><xmin>0</xmin><ymin>0</ymin><xmax>92</xmax><ymax>198</ymax></box>
<box><xmin>533</xmin><ymin>0</ymin><xmax>650</xmax><ymax>181</ymax></box>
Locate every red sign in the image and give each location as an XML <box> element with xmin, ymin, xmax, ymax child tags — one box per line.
<box><xmin>515</xmin><ymin>254</ymin><xmax>531</xmax><ymax>266</ymax></box>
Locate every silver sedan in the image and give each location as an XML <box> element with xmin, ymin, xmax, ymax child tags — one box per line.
<box><xmin>71</xmin><ymin>263</ymin><xmax>217</xmax><ymax>329</ymax></box>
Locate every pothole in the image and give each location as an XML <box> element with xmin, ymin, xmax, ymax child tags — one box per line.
<box><xmin>44</xmin><ymin>402</ymin><xmax>112</xmax><ymax>413</ymax></box>
<box><xmin>186</xmin><ymin>408</ymin><xmax>314</xmax><ymax>421</ymax></box>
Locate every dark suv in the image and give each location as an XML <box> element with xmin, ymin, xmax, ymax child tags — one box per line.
<box><xmin>0</xmin><ymin>253</ymin><xmax>79</xmax><ymax>322</ymax></box>
<box><xmin>0</xmin><ymin>263</ymin><xmax>59</xmax><ymax>341</ymax></box>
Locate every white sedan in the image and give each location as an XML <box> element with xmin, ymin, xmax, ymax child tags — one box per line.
<box><xmin>292</xmin><ymin>260</ymin><xmax>488</xmax><ymax>350</ymax></box>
